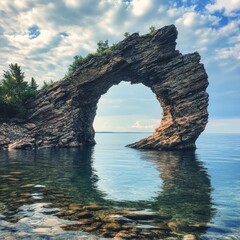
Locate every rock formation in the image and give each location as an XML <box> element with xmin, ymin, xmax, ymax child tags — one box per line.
<box><xmin>0</xmin><ymin>25</ymin><xmax>208</xmax><ymax>150</ymax></box>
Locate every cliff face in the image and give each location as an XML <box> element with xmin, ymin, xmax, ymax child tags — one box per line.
<box><xmin>0</xmin><ymin>25</ymin><xmax>209</xmax><ymax>150</ymax></box>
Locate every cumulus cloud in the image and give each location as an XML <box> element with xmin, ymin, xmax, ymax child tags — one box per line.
<box><xmin>130</xmin><ymin>0</ymin><xmax>153</xmax><ymax>16</ymax></box>
<box><xmin>63</xmin><ymin>0</ymin><xmax>81</xmax><ymax>8</ymax></box>
<box><xmin>216</xmin><ymin>44</ymin><xmax>240</xmax><ymax>60</ymax></box>
<box><xmin>131</xmin><ymin>119</ymin><xmax>159</xmax><ymax>130</ymax></box>
<box><xmin>175</xmin><ymin>10</ymin><xmax>220</xmax><ymax>28</ymax></box>
<box><xmin>206</xmin><ymin>0</ymin><xmax>240</xmax><ymax>16</ymax></box>
<box><xmin>2</xmin><ymin>0</ymin><xmax>236</xmax><ymax>85</ymax></box>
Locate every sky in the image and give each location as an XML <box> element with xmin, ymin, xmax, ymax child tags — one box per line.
<box><xmin>0</xmin><ymin>0</ymin><xmax>239</xmax><ymax>133</ymax></box>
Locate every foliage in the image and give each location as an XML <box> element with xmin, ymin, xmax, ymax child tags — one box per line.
<box><xmin>67</xmin><ymin>25</ymin><xmax>157</xmax><ymax>76</ymax></box>
<box><xmin>41</xmin><ymin>80</ymin><xmax>54</xmax><ymax>90</ymax></box>
<box><xmin>67</xmin><ymin>55</ymin><xmax>86</xmax><ymax>76</ymax></box>
<box><xmin>124</xmin><ymin>32</ymin><xmax>130</xmax><ymax>38</ymax></box>
<box><xmin>149</xmin><ymin>25</ymin><xmax>156</xmax><ymax>35</ymax></box>
<box><xmin>111</xmin><ymin>41</ymin><xmax>122</xmax><ymax>51</ymax></box>
<box><xmin>30</xmin><ymin>77</ymin><xmax>38</xmax><ymax>91</ymax></box>
<box><xmin>66</xmin><ymin>40</ymin><xmax>120</xmax><ymax>76</ymax></box>
<box><xmin>1</xmin><ymin>64</ymin><xmax>27</xmax><ymax>105</ymax></box>
<box><xmin>97</xmin><ymin>40</ymin><xmax>109</xmax><ymax>53</ymax></box>
<box><xmin>0</xmin><ymin>64</ymin><xmax>38</xmax><ymax>120</ymax></box>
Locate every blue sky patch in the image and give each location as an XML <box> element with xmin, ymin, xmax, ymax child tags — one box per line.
<box><xmin>194</xmin><ymin>0</ymin><xmax>210</xmax><ymax>12</ymax></box>
<box><xmin>60</xmin><ymin>32</ymin><xmax>69</xmax><ymax>37</ymax></box>
<box><xmin>28</xmin><ymin>25</ymin><xmax>40</xmax><ymax>39</ymax></box>
<box><xmin>214</xmin><ymin>12</ymin><xmax>229</xmax><ymax>28</ymax></box>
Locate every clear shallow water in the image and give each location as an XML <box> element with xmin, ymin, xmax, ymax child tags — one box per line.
<box><xmin>0</xmin><ymin>133</ymin><xmax>239</xmax><ymax>239</ymax></box>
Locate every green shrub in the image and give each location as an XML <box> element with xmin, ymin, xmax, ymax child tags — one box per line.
<box><xmin>41</xmin><ymin>80</ymin><xmax>54</xmax><ymax>90</ymax></box>
<box><xmin>97</xmin><ymin>40</ymin><xmax>109</xmax><ymax>53</ymax></box>
<box><xmin>149</xmin><ymin>25</ymin><xmax>156</xmax><ymax>35</ymax></box>
<box><xmin>0</xmin><ymin>63</ymin><xmax>38</xmax><ymax>120</ymax></box>
<box><xmin>124</xmin><ymin>32</ymin><xmax>130</xmax><ymax>38</ymax></box>
<box><xmin>66</xmin><ymin>40</ymin><xmax>122</xmax><ymax>76</ymax></box>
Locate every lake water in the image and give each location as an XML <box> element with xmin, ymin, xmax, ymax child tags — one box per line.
<box><xmin>0</xmin><ymin>133</ymin><xmax>239</xmax><ymax>239</ymax></box>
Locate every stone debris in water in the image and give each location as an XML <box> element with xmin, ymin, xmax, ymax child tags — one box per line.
<box><xmin>0</xmin><ymin>24</ymin><xmax>208</xmax><ymax>151</ymax></box>
<box><xmin>0</xmin><ymin>200</ymin><xmax>211</xmax><ymax>239</ymax></box>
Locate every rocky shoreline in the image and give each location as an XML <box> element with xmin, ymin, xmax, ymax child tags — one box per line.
<box><xmin>0</xmin><ymin>123</ymin><xmax>36</xmax><ymax>150</ymax></box>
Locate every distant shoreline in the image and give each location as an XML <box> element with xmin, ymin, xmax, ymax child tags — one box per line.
<box><xmin>96</xmin><ymin>132</ymin><xmax>240</xmax><ymax>134</ymax></box>
<box><xmin>96</xmin><ymin>131</ymin><xmax>152</xmax><ymax>134</ymax></box>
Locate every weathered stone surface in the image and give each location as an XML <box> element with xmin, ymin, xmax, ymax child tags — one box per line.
<box><xmin>0</xmin><ymin>123</ymin><xmax>31</xmax><ymax>149</ymax></box>
<box><xmin>0</xmin><ymin>25</ymin><xmax>208</xmax><ymax>150</ymax></box>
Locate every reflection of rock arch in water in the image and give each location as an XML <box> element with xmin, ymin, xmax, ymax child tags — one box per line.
<box><xmin>141</xmin><ymin>150</ymin><xmax>215</xmax><ymax>224</ymax></box>
<box><xmin>67</xmin><ymin>148</ymin><xmax>215</xmax><ymax>227</ymax></box>
<box><xmin>0</xmin><ymin>148</ymin><xmax>214</xmax><ymax>216</ymax></box>
<box><xmin>0</xmin><ymin>147</ymin><xmax>215</xmax><ymax>238</ymax></box>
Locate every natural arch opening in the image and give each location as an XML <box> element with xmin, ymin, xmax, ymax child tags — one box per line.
<box><xmin>93</xmin><ymin>81</ymin><xmax>161</xmax><ymax>135</ymax></box>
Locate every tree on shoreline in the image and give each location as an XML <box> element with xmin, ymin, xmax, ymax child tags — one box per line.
<box><xmin>0</xmin><ymin>64</ymin><xmax>38</xmax><ymax>119</ymax></box>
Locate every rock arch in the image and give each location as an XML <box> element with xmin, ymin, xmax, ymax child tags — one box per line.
<box><xmin>0</xmin><ymin>25</ymin><xmax>208</xmax><ymax>150</ymax></box>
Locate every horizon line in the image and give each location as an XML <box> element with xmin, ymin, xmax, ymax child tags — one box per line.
<box><xmin>95</xmin><ymin>131</ymin><xmax>240</xmax><ymax>134</ymax></box>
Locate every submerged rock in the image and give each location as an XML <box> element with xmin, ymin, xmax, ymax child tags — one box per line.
<box><xmin>55</xmin><ymin>203</ymin><xmax>203</xmax><ymax>239</ymax></box>
<box><xmin>114</xmin><ymin>230</ymin><xmax>135</xmax><ymax>239</ymax></box>
<box><xmin>76</xmin><ymin>211</ymin><xmax>93</xmax><ymax>219</ymax></box>
<box><xmin>122</xmin><ymin>212</ymin><xmax>158</xmax><ymax>221</ymax></box>
<box><xmin>0</xmin><ymin>25</ymin><xmax>208</xmax><ymax>150</ymax></box>
<box><xmin>79</xmin><ymin>218</ymin><xmax>95</xmax><ymax>225</ymax></box>
<box><xmin>68</xmin><ymin>203</ymin><xmax>82</xmax><ymax>211</ymax></box>
<box><xmin>103</xmin><ymin>222</ymin><xmax>121</xmax><ymax>231</ymax></box>
<box><xmin>183</xmin><ymin>234</ymin><xmax>198</xmax><ymax>240</ymax></box>
<box><xmin>83</xmin><ymin>221</ymin><xmax>102</xmax><ymax>232</ymax></box>
<box><xmin>83</xmin><ymin>205</ymin><xmax>105</xmax><ymax>211</ymax></box>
